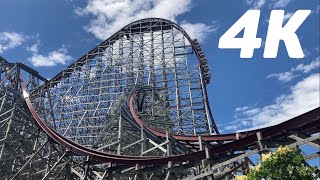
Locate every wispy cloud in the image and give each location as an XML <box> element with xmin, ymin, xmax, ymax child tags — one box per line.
<box><xmin>27</xmin><ymin>41</ymin><xmax>72</xmax><ymax>67</ymax></box>
<box><xmin>273</xmin><ymin>0</ymin><xmax>294</xmax><ymax>8</ymax></box>
<box><xmin>267</xmin><ymin>57</ymin><xmax>320</xmax><ymax>82</ymax></box>
<box><xmin>283</xmin><ymin>12</ymin><xmax>294</xmax><ymax>23</ymax></box>
<box><xmin>267</xmin><ymin>71</ymin><xmax>295</xmax><ymax>83</ymax></box>
<box><xmin>0</xmin><ymin>32</ymin><xmax>25</xmax><ymax>53</ymax></box>
<box><xmin>225</xmin><ymin>73</ymin><xmax>320</xmax><ymax>132</ymax></box>
<box><xmin>295</xmin><ymin>58</ymin><xmax>320</xmax><ymax>73</ymax></box>
<box><xmin>75</xmin><ymin>0</ymin><xmax>217</xmax><ymax>42</ymax></box>
<box><xmin>245</xmin><ymin>0</ymin><xmax>266</xmax><ymax>9</ymax></box>
<box><xmin>26</xmin><ymin>39</ymin><xmax>40</xmax><ymax>54</ymax></box>
<box><xmin>180</xmin><ymin>21</ymin><xmax>218</xmax><ymax>42</ymax></box>
<box><xmin>235</xmin><ymin>106</ymin><xmax>250</xmax><ymax>112</ymax></box>
<box><xmin>245</xmin><ymin>0</ymin><xmax>294</xmax><ymax>9</ymax></box>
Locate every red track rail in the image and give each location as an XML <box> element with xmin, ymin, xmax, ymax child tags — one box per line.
<box><xmin>129</xmin><ymin>92</ymin><xmax>258</xmax><ymax>141</ymax></box>
<box><xmin>21</xmin><ymin>80</ymin><xmax>320</xmax><ymax>165</ymax></box>
<box><xmin>45</xmin><ymin>18</ymin><xmax>220</xmax><ymax>134</ymax></box>
<box><xmin>130</xmin><ymin>91</ymin><xmax>320</xmax><ymax>144</ymax></box>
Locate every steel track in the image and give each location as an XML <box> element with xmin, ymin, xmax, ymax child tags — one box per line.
<box><xmin>22</xmin><ymin>80</ymin><xmax>320</xmax><ymax>165</ymax></box>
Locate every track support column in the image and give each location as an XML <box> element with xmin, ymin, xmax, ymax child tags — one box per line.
<box><xmin>117</xmin><ymin>114</ymin><xmax>123</xmax><ymax>155</ymax></box>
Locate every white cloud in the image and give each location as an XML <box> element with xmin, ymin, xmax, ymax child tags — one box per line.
<box><xmin>235</xmin><ymin>106</ymin><xmax>250</xmax><ymax>112</ymax></box>
<box><xmin>28</xmin><ymin>44</ymin><xmax>73</xmax><ymax>67</ymax></box>
<box><xmin>267</xmin><ymin>57</ymin><xmax>320</xmax><ymax>82</ymax></box>
<box><xmin>273</xmin><ymin>0</ymin><xmax>294</xmax><ymax>8</ymax></box>
<box><xmin>295</xmin><ymin>58</ymin><xmax>320</xmax><ymax>73</ymax></box>
<box><xmin>26</xmin><ymin>40</ymin><xmax>40</xmax><ymax>54</ymax></box>
<box><xmin>283</xmin><ymin>12</ymin><xmax>293</xmax><ymax>23</ymax></box>
<box><xmin>245</xmin><ymin>0</ymin><xmax>266</xmax><ymax>9</ymax></box>
<box><xmin>0</xmin><ymin>32</ymin><xmax>25</xmax><ymax>53</ymax></box>
<box><xmin>244</xmin><ymin>0</ymin><xmax>294</xmax><ymax>9</ymax></box>
<box><xmin>228</xmin><ymin>73</ymin><xmax>320</xmax><ymax>132</ymax></box>
<box><xmin>253</xmin><ymin>0</ymin><xmax>266</xmax><ymax>9</ymax></box>
<box><xmin>267</xmin><ymin>71</ymin><xmax>295</xmax><ymax>83</ymax></box>
<box><xmin>180</xmin><ymin>22</ymin><xmax>217</xmax><ymax>42</ymax></box>
<box><xmin>0</xmin><ymin>33</ymin><xmax>72</xmax><ymax>67</ymax></box>
<box><xmin>75</xmin><ymin>0</ymin><xmax>215</xmax><ymax>42</ymax></box>
<box><xmin>224</xmin><ymin>124</ymin><xmax>241</xmax><ymax>131</ymax></box>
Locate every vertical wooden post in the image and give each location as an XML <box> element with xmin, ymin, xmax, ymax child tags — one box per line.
<box><xmin>117</xmin><ymin>115</ymin><xmax>123</xmax><ymax>155</ymax></box>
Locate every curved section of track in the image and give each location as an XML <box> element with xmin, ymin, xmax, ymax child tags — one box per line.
<box><xmin>129</xmin><ymin>91</ymin><xmax>257</xmax><ymax>141</ymax></box>
<box><xmin>22</xmin><ymin>79</ymin><xmax>320</xmax><ymax>165</ymax></box>
<box><xmin>46</xmin><ymin>18</ymin><xmax>219</xmax><ymax>135</ymax></box>
<box><xmin>129</xmin><ymin>91</ymin><xmax>320</xmax><ymax>142</ymax></box>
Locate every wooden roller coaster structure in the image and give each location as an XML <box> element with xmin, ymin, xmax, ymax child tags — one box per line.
<box><xmin>0</xmin><ymin>18</ymin><xmax>319</xmax><ymax>179</ymax></box>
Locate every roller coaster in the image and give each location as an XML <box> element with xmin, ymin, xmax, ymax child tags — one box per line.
<box><xmin>0</xmin><ymin>18</ymin><xmax>319</xmax><ymax>179</ymax></box>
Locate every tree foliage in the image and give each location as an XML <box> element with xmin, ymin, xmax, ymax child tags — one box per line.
<box><xmin>234</xmin><ymin>146</ymin><xmax>319</xmax><ymax>180</ymax></box>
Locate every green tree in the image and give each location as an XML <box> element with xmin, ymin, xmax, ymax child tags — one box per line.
<box><xmin>234</xmin><ymin>146</ymin><xmax>319</xmax><ymax>180</ymax></box>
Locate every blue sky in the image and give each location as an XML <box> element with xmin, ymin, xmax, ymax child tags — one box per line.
<box><xmin>0</xmin><ymin>0</ymin><xmax>319</xmax><ymax>134</ymax></box>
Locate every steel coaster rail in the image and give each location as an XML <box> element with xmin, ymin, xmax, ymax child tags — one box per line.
<box><xmin>21</xmin><ymin>77</ymin><xmax>320</xmax><ymax>165</ymax></box>
<box><xmin>130</xmin><ymin>91</ymin><xmax>255</xmax><ymax>142</ymax></box>
<box><xmin>41</xmin><ymin>18</ymin><xmax>220</xmax><ymax>135</ymax></box>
